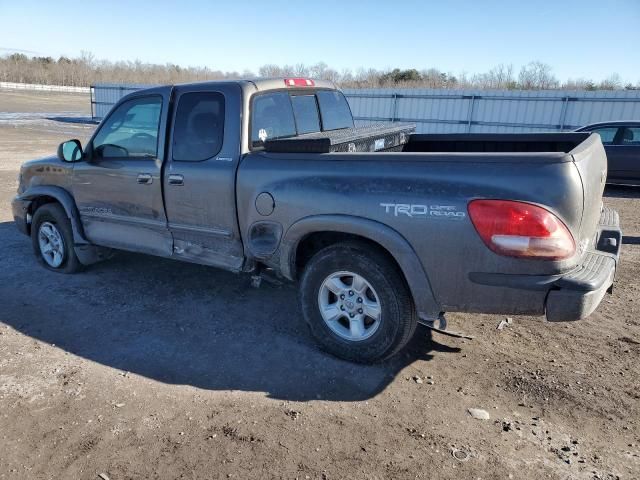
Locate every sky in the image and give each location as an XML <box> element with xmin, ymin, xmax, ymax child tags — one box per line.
<box><xmin>1</xmin><ymin>0</ymin><xmax>639</xmax><ymax>83</ymax></box>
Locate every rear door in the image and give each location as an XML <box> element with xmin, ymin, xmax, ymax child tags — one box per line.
<box><xmin>163</xmin><ymin>83</ymin><xmax>245</xmax><ymax>271</ymax></box>
<box><xmin>73</xmin><ymin>88</ymin><xmax>172</xmax><ymax>256</ymax></box>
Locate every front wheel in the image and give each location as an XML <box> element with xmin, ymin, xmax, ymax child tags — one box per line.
<box><xmin>31</xmin><ymin>203</ymin><xmax>82</xmax><ymax>273</ymax></box>
<box><xmin>299</xmin><ymin>242</ymin><xmax>417</xmax><ymax>363</ymax></box>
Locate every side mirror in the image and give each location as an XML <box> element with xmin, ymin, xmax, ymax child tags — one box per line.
<box><xmin>57</xmin><ymin>139</ymin><xmax>83</xmax><ymax>162</ymax></box>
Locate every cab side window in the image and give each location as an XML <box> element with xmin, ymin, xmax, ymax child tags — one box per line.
<box><xmin>92</xmin><ymin>96</ymin><xmax>162</xmax><ymax>159</ymax></box>
<box><xmin>172</xmin><ymin>92</ymin><xmax>225</xmax><ymax>161</ymax></box>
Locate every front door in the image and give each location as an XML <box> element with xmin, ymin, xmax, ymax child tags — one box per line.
<box><xmin>73</xmin><ymin>89</ymin><xmax>173</xmax><ymax>256</ymax></box>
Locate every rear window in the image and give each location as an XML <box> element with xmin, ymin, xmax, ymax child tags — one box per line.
<box><xmin>317</xmin><ymin>91</ymin><xmax>354</xmax><ymax>130</ymax></box>
<box><xmin>250</xmin><ymin>90</ymin><xmax>353</xmax><ymax>148</ymax></box>
<box><xmin>251</xmin><ymin>92</ymin><xmax>297</xmax><ymax>147</ymax></box>
<box><xmin>291</xmin><ymin>95</ymin><xmax>320</xmax><ymax>134</ymax></box>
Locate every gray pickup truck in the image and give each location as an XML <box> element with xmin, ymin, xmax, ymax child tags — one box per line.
<box><xmin>12</xmin><ymin>78</ymin><xmax>622</xmax><ymax>363</ymax></box>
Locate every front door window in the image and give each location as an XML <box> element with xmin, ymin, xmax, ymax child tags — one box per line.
<box><xmin>92</xmin><ymin>96</ymin><xmax>162</xmax><ymax>159</ymax></box>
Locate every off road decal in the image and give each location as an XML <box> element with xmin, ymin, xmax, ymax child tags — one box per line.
<box><xmin>380</xmin><ymin>203</ymin><xmax>466</xmax><ymax>219</ymax></box>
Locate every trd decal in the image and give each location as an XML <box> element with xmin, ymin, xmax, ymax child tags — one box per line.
<box><xmin>380</xmin><ymin>203</ymin><xmax>466</xmax><ymax>219</ymax></box>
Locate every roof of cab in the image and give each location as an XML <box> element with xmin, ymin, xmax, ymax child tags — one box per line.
<box><xmin>165</xmin><ymin>77</ymin><xmax>337</xmax><ymax>91</ymax></box>
<box><xmin>119</xmin><ymin>78</ymin><xmax>338</xmax><ymax>98</ymax></box>
<box><xmin>242</xmin><ymin>77</ymin><xmax>337</xmax><ymax>91</ymax></box>
<box><xmin>171</xmin><ymin>77</ymin><xmax>337</xmax><ymax>91</ymax></box>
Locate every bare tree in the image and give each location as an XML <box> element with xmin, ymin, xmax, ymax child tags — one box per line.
<box><xmin>258</xmin><ymin>64</ymin><xmax>282</xmax><ymax>78</ymax></box>
<box><xmin>472</xmin><ymin>65</ymin><xmax>513</xmax><ymax>89</ymax></box>
<box><xmin>0</xmin><ymin>53</ymin><xmax>631</xmax><ymax>91</ymax></box>
<box><xmin>598</xmin><ymin>73</ymin><xmax>622</xmax><ymax>90</ymax></box>
<box><xmin>563</xmin><ymin>78</ymin><xmax>594</xmax><ymax>90</ymax></box>
<box><xmin>340</xmin><ymin>68</ymin><xmax>354</xmax><ymax>85</ymax></box>
<box><xmin>518</xmin><ymin>61</ymin><xmax>559</xmax><ymax>90</ymax></box>
<box><xmin>293</xmin><ymin>63</ymin><xmax>309</xmax><ymax>76</ymax></box>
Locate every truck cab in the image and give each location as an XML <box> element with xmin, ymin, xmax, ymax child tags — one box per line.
<box><xmin>58</xmin><ymin>79</ymin><xmax>352</xmax><ymax>271</ymax></box>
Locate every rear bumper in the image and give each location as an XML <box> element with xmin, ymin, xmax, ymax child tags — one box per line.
<box><xmin>545</xmin><ymin>207</ymin><xmax>621</xmax><ymax>321</ymax></box>
<box><xmin>545</xmin><ymin>252</ymin><xmax>616</xmax><ymax>321</ymax></box>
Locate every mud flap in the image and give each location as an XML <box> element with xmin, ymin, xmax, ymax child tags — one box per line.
<box><xmin>74</xmin><ymin>244</ymin><xmax>113</xmax><ymax>266</ymax></box>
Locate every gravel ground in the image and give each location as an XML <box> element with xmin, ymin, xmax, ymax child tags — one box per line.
<box><xmin>0</xmin><ymin>89</ymin><xmax>638</xmax><ymax>479</ymax></box>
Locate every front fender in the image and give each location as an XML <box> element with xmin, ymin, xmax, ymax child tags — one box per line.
<box><xmin>280</xmin><ymin>215</ymin><xmax>441</xmax><ymax>320</ymax></box>
<box><xmin>16</xmin><ymin>185</ymin><xmax>88</xmax><ymax>244</ymax></box>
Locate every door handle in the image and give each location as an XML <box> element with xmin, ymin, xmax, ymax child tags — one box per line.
<box><xmin>168</xmin><ymin>174</ymin><xmax>184</xmax><ymax>186</ymax></box>
<box><xmin>137</xmin><ymin>173</ymin><xmax>153</xmax><ymax>185</ymax></box>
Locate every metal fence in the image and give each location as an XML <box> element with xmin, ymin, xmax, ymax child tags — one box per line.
<box><xmin>91</xmin><ymin>83</ymin><xmax>640</xmax><ymax>132</ymax></box>
<box><xmin>343</xmin><ymin>88</ymin><xmax>640</xmax><ymax>133</ymax></box>
<box><xmin>0</xmin><ymin>81</ymin><xmax>90</xmax><ymax>93</ymax></box>
<box><xmin>90</xmin><ymin>83</ymin><xmax>152</xmax><ymax>121</ymax></box>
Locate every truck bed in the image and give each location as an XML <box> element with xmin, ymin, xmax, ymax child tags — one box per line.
<box><xmin>239</xmin><ymin>132</ymin><xmax>609</xmax><ymax>318</ymax></box>
<box><xmin>403</xmin><ymin>133</ymin><xmax>590</xmax><ymax>153</ymax></box>
<box><xmin>265</xmin><ymin>130</ymin><xmax>590</xmax><ymax>156</ymax></box>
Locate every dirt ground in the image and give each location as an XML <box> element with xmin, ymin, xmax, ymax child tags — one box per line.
<box><xmin>0</xmin><ymin>89</ymin><xmax>638</xmax><ymax>480</ymax></box>
<box><xmin>0</xmin><ymin>90</ymin><xmax>94</xmax><ymax>171</ymax></box>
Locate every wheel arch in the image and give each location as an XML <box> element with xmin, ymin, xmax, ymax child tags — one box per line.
<box><xmin>18</xmin><ymin>185</ymin><xmax>88</xmax><ymax>244</ymax></box>
<box><xmin>280</xmin><ymin>215</ymin><xmax>441</xmax><ymax>320</ymax></box>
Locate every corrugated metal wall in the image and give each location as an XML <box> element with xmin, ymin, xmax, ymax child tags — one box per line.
<box><xmin>92</xmin><ymin>83</ymin><xmax>640</xmax><ymax>132</ymax></box>
<box><xmin>91</xmin><ymin>83</ymin><xmax>154</xmax><ymax>121</ymax></box>
<box><xmin>343</xmin><ymin>88</ymin><xmax>640</xmax><ymax>133</ymax></box>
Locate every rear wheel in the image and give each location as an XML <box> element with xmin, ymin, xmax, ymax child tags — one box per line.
<box><xmin>31</xmin><ymin>203</ymin><xmax>82</xmax><ymax>273</ymax></box>
<box><xmin>299</xmin><ymin>242</ymin><xmax>417</xmax><ymax>363</ymax></box>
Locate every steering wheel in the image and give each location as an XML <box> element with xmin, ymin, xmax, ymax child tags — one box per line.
<box><xmin>95</xmin><ymin>143</ymin><xmax>129</xmax><ymax>158</ymax></box>
<box><xmin>130</xmin><ymin>133</ymin><xmax>157</xmax><ymax>157</ymax></box>
<box><xmin>132</xmin><ymin>132</ymin><xmax>155</xmax><ymax>141</ymax></box>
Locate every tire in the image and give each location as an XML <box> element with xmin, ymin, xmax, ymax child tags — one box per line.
<box><xmin>299</xmin><ymin>241</ymin><xmax>417</xmax><ymax>363</ymax></box>
<box><xmin>31</xmin><ymin>203</ymin><xmax>83</xmax><ymax>274</ymax></box>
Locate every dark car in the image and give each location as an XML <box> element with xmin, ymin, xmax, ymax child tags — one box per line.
<box><xmin>575</xmin><ymin>121</ymin><xmax>640</xmax><ymax>185</ymax></box>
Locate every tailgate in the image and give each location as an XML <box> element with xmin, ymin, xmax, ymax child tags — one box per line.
<box><xmin>570</xmin><ymin>133</ymin><xmax>608</xmax><ymax>255</ymax></box>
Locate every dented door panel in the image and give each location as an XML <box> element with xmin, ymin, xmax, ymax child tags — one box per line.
<box><xmin>163</xmin><ymin>83</ymin><xmax>245</xmax><ymax>270</ymax></box>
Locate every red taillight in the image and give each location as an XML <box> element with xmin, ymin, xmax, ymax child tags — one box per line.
<box><xmin>468</xmin><ymin>200</ymin><xmax>575</xmax><ymax>260</ymax></box>
<box><xmin>284</xmin><ymin>78</ymin><xmax>315</xmax><ymax>87</ymax></box>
